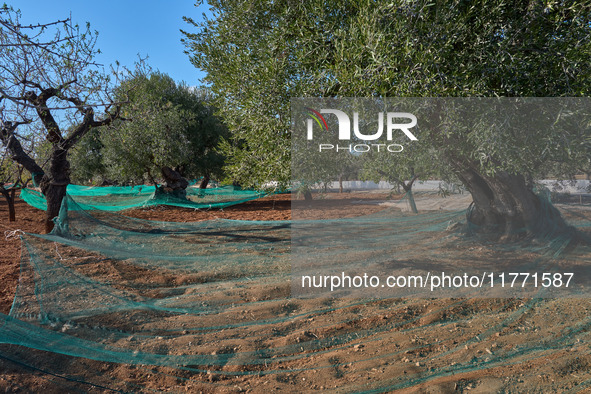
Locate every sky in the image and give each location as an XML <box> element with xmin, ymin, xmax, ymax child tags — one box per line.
<box><xmin>11</xmin><ymin>0</ymin><xmax>211</xmax><ymax>86</ymax></box>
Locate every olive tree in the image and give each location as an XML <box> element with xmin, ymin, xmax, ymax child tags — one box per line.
<box><xmin>71</xmin><ymin>72</ymin><xmax>228</xmax><ymax>193</ymax></box>
<box><xmin>184</xmin><ymin>0</ymin><xmax>591</xmax><ymax>240</ymax></box>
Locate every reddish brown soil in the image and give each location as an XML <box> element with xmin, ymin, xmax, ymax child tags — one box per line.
<box><xmin>0</xmin><ymin>199</ymin><xmax>45</xmax><ymax>316</ymax></box>
<box><xmin>124</xmin><ymin>193</ymin><xmax>292</xmax><ymax>222</ymax></box>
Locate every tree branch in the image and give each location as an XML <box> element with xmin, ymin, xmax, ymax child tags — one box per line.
<box><xmin>63</xmin><ymin>103</ymin><xmax>123</xmax><ymax>150</ymax></box>
<box><xmin>0</xmin><ymin>120</ymin><xmax>45</xmax><ymax>185</ymax></box>
<box><xmin>24</xmin><ymin>89</ymin><xmax>63</xmax><ymax>143</ymax></box>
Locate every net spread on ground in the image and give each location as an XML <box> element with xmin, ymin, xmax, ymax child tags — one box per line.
<box><xmin>1</xmin><ymin>188</ymin><xmax>591</xmax><ymax>391</ymax></box>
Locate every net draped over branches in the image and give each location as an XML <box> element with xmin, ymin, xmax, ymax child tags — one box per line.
<box><xmin>19</xmin><ymin>184</ymin><xmax>267</xmax><ymax>211</ymax></box>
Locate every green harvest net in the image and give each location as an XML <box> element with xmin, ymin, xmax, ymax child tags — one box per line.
<box><xmin>1</xmin><ymin>191</ymin><xmax>591</xmax><ymax>392</ymax></box>
<box><xmin>20</xmin><ymin>183</ymin><xmax>267</xmax><ymax>211</ymax></box>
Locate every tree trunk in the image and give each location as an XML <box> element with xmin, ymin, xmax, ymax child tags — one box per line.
<box><xmin>1</xmin><ymin>123</ymin><xmax>45</xmax><ymax>187</ymax></box>
<box><xmin>400</xmin><ymin>175</ymin><xmax>419</xmax><ymax>214</ymax></box>
<box><xmin>160</xmin><ymin>166</ymin><xmax>189</xmax><ymax>199</ymax></box>
<box><xmin>9</xmin><ymin>188</ymin><xmax>15</xmax><ymax>222</ymax></box>
<box><xmin>404</xmin><ymin>187</ymin><xmax>419</xmax><ymax>214</ymax></box>
<box><xmin>199</xmin><ymin>174</ymin><xmax>210</xmax><ymax>189</ymax></box>
<box><xmin>42</xmin><ymin>184</ymin><xmax>68</xmax><ymax>233</ymax></box>
<box><xmin>0</xmin><ymin>186</ymin><xmax>16</xmax><ymax>222</ymax></box>
<box><xmin>339</xmin><ymin>174</ymin><xmax>343</xmax><ymax>193</ymax></box>
<box><xmin>40</xmin><ymin>147</ymin><xmax>70</xmax><ymax>233</ymax></box>
<box><xmin>453</xmin><ymin>162</ymin><xmax>573</xmax><ymax>241</ymax></box>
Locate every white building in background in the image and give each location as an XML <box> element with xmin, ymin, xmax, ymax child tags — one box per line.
<box><xmin>324</xmin><ymin>179</ymin><xmax>590</xmax><ymax>194</ymax></box>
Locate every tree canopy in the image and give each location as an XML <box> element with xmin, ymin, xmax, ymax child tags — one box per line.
<box><xmin>71</xmin><ymin>72</ymin><xmax>228</xmax><ymax>186</ymax></box>
<box><xmin>184</xmin><ymin>0</ymin><xmax>590</xmax><ymax>185</ymax></box>
<box><xmin>184</xmin><ymin>0</ymin><xmax>591</xmax><ymax>237</ymax></box>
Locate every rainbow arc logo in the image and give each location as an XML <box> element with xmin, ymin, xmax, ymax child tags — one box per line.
<box><xmin>304</xmin><ymin>107</ymin><xmax>328</xmax><ymax>131</ymax></box>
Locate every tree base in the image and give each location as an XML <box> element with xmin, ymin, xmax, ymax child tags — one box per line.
<box><xmin>0</xmin><ymin>187</ymin><xmax>16</xmax><ymax>222</ymax></box>
<box><xmin>160</xmin><ymin>166</ymin><xmax>189</xmax><ymax>199</ymax></box>
<box><xmin>451</xmin><ymin>163</ymin><xmax>583</xmax><ymax>247</ymax></box>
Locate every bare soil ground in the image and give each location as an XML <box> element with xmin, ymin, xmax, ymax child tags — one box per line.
<box><xmin>1</xmin><ymin>192</ymin><xmax>591</xmax><ymax>393</ymax></box>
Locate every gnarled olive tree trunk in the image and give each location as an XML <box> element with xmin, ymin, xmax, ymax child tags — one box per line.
<box><xmin>452</xmin><ymin>161</ymin><xmax>573</xmax><ymax>241</ymax></box>
<box><xmin>159</xmin><ymin>166</ymin><xmax>189</xmax><ymax>199</ymax></box>
<box><xmin>1</xmin><ymin>132</ymin><xmax>70</xmax><ymax>233</ymax></box>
